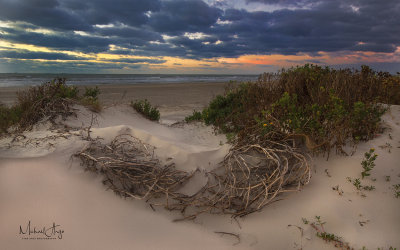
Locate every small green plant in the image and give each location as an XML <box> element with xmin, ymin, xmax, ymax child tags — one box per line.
<box><xmin>59</xmin><ymin>84</ymin><xmax>79</xmax><ymax>99</ymax></box>
<box><xmin>79</xmin><ymin>86</ymin><xmax>101</xmax><ymax>112</ymax></box>
<box><xmin>305</xmin><ymin>216</ymin><xmax>351</xmax><ymax>249</ymax></box>
<box><xmin>314</xmin><ymin>216</ymin><xmax>326</xmax><ymax>229</ymax></box>
<box><xmin>225</xmin><ymin>132</ymin><xmax>236</xmax><ymax>144</ymax></box>
<box><xmin>347</xmin><ymin>177</ymin><xmax>375</xmax><ymax>193</ymax></box>
<box><xmin>131</xmin><ymin>99</ymin><xmax>160</xmax><ymax>121</ymax></box>
<box><xmin>83</xmin><ymin>86</ymin><xmax>100</xmax><ymax>100</ymax></box>
<box><xmin>385</xmin><ymin>176</ymin><xmax>391</xmax><ymax>182</ymax></box>
<box><xmin>80</xmin><ymin>97</ymin><xmax>102</xmax><ymax>113</ymax></box>
<box><xmin>346</xmin><ymin>177</ymin><xmax>375</xmax><ymax>192</ymax></box>
<box><xmin>353</xmin><ymin>178</ymin><xmax>362</xmax><ymax>190</ymax></box>
<box><xmin>317</xmin><ymin>232</ymin><xmax>342</xmax><ymax>242</ymax></box>
<box><xmin>362</xmin><ymin>185</ymin><xmax>375</xmax><ymax>191</ymax></box>
<box><xmin>185</xmin><ymin>110</ymin><xmax>202</xmax><ymax>122</ymax></box>
<box><xmin>393</xmin><ymin>184</ymin><xmax>400</xmax><ymax>198</ymax></box>
<box><xmin>361</xmin><ymin>148</ymin><xmax>377</xmax><ymax>179</ymax></box>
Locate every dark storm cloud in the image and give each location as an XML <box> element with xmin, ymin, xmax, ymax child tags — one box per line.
<box><xmin>0</xmin><ymin>0</ymin><xmax>160</xmax><ymax>31</ymax></box>
<box><xmin>107</xmin><ymin>58</ymin><xmax>167</xmax><ymax>64</ymax></box>
<box><xmin>93</xmin><ymin>26</ymin><xmax>161</xmax><ymax>40</ymax></box>
<box><xmin>0</xmin><ymin>27</ymin><xmax>111</xmax><ymax>53</ymax></box>
<box><xmin>207</xmin><ymin>0</ymin><xmax>400</xmax><ymax>57</ymax></box>
<box><xmin>0</xmin><ymin>49</ymin><xmax>84</xmax><ymax>60</ymax></box>
<box><xmin>61</xmin><ymin>0</ymin><xmax>161</xmax><ymax>26</ymax></box>
<box><xmin>148</xmin><ymin>0</ymin><xmax>221</xmax><ymax>34</ymax></box>
<box><xmin>0</xmin><ymin>0</ymin><xmax>399</xmax><ymax>62</ymax></box>
<box><xmin>0</xmin><ymin>0</ymin><xmax>91</xmax><ymax>31</ymax></box>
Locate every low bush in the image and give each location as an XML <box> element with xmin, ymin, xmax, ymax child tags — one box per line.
<box><xmin>0</xmin><ymin>104</ymin><xmax>22</xmax><ymax>134</ymax></box>
<box><xmin>0</xmin><ymin>78</ymin><xmax>103</xmax><ymax>136</ymax></box>
<box><xmin>83</xmin><ymin>86</ymin><xmax>100</xmax><ymax>100</ymax></box>
<box><xmin>59</xmin><ymin>84</ymin><xmax>79</xmax><ymax>99</ymax></box>
<box><xmin>198</xmin><ymin>64</ymin><xmax>399</xmax><ymax>155</ymax></box>
<box><xmin>201</xmin><ymin>83</ymin><xmax>249</xmax><ymax>133</ymax></box>
<box><xmin>14</xmin><ymin>78</ymin><xmax>77</xmax><ymax>131</ymax></box>
<box><xmin>184</xmin><ymin>110</ymin><xmax>202</xmax><ymax>122</ymax></box>
<box><xmin>80</xmin><ymin>97</ymin><xmax>102</xmax><ymax>113</ymax></box>
<box><xmin>131</xmin><ymin>99</ymin><xmax>160</xmax><ymax>121</ymax></box>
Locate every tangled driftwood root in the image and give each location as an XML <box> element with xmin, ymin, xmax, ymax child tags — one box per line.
<box><xmin>74</xmin><ymin>134</ymin><xmax>192</xmax><ymax>200</ymax></box>
<box><xmin>74</xmin><ymin>135</ymin><xmax>311</xmax><ymax>219</ymax></box>
<box><xmin>171</xmin><ymin>141</ymin><xmax>311</xmax><ymax>219</ymax></box>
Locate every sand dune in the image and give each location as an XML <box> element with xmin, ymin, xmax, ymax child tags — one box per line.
<box><xmin>1</xmin><ymin>100</ymin><xmax>399</xmax><ymax>249</ymax></box>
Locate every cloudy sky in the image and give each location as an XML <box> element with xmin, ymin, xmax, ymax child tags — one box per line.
<box><xmin>0</xmin><ymin>0</ymin><xmax>399</xmax><ymax>74</ymax></box>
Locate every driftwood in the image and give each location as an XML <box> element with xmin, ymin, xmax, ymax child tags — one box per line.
<box><xmin>74</xmin><ymin>134</ymin><xmax>192</xmax><ymax>201</ymax></box>
<box><xmin>74</xmin><ymin>134</ymin><xmax>311</xmax><ymax>220</ymax></box>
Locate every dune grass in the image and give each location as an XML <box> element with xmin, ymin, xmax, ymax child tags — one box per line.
<box><xmin>131</xmin><ymin>99</ymin><xmax>160</xmax><ymax>121</ymax></box>
<box><xmin>0</xmin><ymin>78</ymin><xmax>102</xmax><ymax>136</ymax></box>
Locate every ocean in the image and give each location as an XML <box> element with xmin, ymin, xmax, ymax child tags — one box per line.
<box><xmin>0</xmin><ymin>73</ymin><xmax>258</xmax><ymax>87</ymax></box>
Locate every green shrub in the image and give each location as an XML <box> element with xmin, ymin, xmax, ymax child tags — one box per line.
<box><xmin>393</xmin><ymin>184</ymin><xmax>400</xmax><ymax>198</ymax></box>
<box><xmin>185</xmin><ymin>110</ymin><xmax>202</xmax><ymax>122</ymax></box>
<box><xmin>201</xmin><ymin>83</ymin><xmax>249</xmax><ymax>133</ymax></box>
<box><xmin>80</xmin><ymin>86</ymin><xmax>101</xmax><ymax>113</ymax></box>
<box><xmin>131</xmin><ymin>99</ymin><xmax>160</xmax><ymax>121</ymax></box>
<box><xmin>83</xmin><ymin>86</ymin><xmax>100</xmax><ymax>100</ymax></box>
<box><xmin>0</xmin><ymin>104</ymin><xmax>22</xmax><ymax>134</ymax></box>
<box><xmin>59</xmin><ymin>84</ymin><xmax>79</xmax><ymax>99</ymax></box>
<box><xmin>80</xmin><ymin>97</ymin><xmax>102</xmax><ymax>113</ymax></box>
<box><xmin>197</xmin><ymin>64</ymin><xmax>397</xmax><ymax>155</ymax></box>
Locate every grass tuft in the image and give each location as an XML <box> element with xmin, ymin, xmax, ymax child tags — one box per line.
<box><xmin>131</xmin><ymin>99</ymin><xmax>160</xmax><ymax>121</ymax></box>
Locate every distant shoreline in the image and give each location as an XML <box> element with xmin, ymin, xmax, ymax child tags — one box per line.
<box><xmin>0</xmin><ymin>73</ymin><xmax>258</xmax><ymax>88</ymax></box>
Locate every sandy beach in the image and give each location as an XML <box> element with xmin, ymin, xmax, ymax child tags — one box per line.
<box><xmin>0</xmin><ymin>82</ymin><xmax>226</xmax><ymax>106</ymax></box>
<box><xmin>1</xmin><ymin>83</ymin><xmax>399</xmax><ymax>250</ymax></box>
<box><xmin>0</xmin><ymin>82</ymin><xmax>227</xmax><ymax>125</ymax></box>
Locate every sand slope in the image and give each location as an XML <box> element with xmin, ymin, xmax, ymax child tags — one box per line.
<box><xmin>1</xmin><ymin>104</ymin><xmax>399</xmax><ymax>250</ymax></box>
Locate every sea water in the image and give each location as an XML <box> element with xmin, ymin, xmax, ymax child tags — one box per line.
<box><xmin>0</xmin><ymin>73</ymin><xmax>258</xmax><ymax>87</ymax></box>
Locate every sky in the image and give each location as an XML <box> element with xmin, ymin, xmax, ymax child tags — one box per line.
<box><xmin>0</xmin><ymin>0</ymin><xmax>399</xmax><ymax>74</ymax></box>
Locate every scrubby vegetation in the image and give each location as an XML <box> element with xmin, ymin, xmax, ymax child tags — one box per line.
<box><xmin>81</xmin><ymin>86</ymin><xmax>102</xmax><ymax>112</ymax></box>
<box><xmin>83</xmin><ymin>86</ymin><xmax>100</xmax><ymax>100</ymax></box>
<box><xmin>0</xmin><ymin>104</ymin><xmax>22</xmax><ymax>134</ymax></box>
<box><xmin>0</xmin><ymin>78</ymin><xmax>102</xmax><ymax>136</ymax></box>
<box><xmin>185</xmin><ymin>110</ymin><xmax>202</xmax><ymax>122</ymax></box>
<box><xmin>192</xmin><ymin>64</ymin><xmax>400</xmax><ymax>155</ymax></box>
<box><xmin>131</xmin><ymin>99</ymin><xmax>160</xmax><ymax>121</ymax></box>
